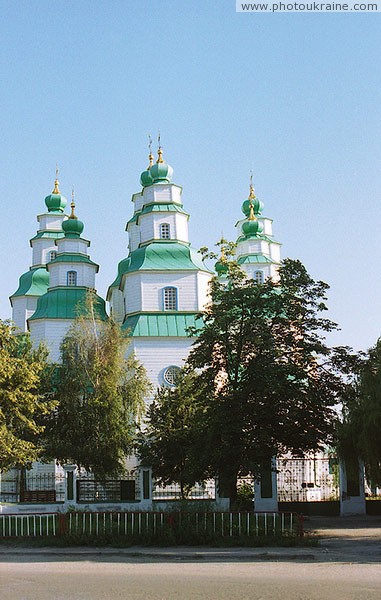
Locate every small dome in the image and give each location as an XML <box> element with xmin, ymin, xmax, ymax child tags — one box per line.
<box><xmin>45</xmin><ymin>193</ymin><xmax>67</xmax><ymax>213</ymax></box>
<box><xmin>45</xmin><ymin>176</ymin><xmax>67</xmax><ymax>212</ymax></box>
<box><xmin>62</xmin><ymin>217</ymin><xmax>84</xmax><ymax>237</ymax></box>
<box><xmin>241</xmin><ymin>196</ymin><xmax>264</xmax><ymax>217</ymax></box>
<box><xmin>149</xmin><ymin>147</ymin><xmax>173</xmax><ymax>183</ymax></box>
<box><xmin>242</xmin><ymin>219</ymin><xmax>263</xmax><ymax>237</ymax></box>
<box><xmin>140</xmin><ymin>169</ymin><xmax>153</xmax><ymax>187</ymax></box>
<box><xmin>215</xmin><ymin>259</ymin><xmax>229</xmax><ymax>276</ymax></box>
<box><xmin>150</xmin><ymin>161</ymin><xmax>173</xmax><ymax>184</ymax></box>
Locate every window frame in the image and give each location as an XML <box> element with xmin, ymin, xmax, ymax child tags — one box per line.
<box><xmin>67</xmin><ymin>270</ymin><xmax>77</xmax><ymax>286</ymax></box>
<box><xmin>159</xmin><ymin>223</ymin><xmax>171</xmax><ymax>239</ymax></box>
<box><xmin>254</xmin><ymin>270</ymin><xmax>264</xmax><ymax>284</ymax></box>
<box><xmin>163</xmin><ymin>286</ymin><xmax>178</xmax><ymax>311</ymax></box>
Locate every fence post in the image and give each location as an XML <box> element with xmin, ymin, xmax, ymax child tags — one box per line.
<box><xmin>297</xmin><ymin>513</ymin><xmax>304</xmax><ymax>537</ymax></box>
<box><xmin>63</xmin><ymin>464</ymin><xmax>77</xmax><ymax>506</ymax></box>
<box><xmin>254</xmin><ymin>457</ymin><xmax>278</xmax><ymax>512</ymax></box>
<box><xmin>58</xmin><ymin>513</ymin><xmax>67</xmax><ymax>536</ymax></box>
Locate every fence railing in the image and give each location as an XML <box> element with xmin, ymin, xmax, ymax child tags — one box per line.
<box><xmin>0</xmin><ymin>473</ymin><xmax>66</xmax><ymax>503</ymax></box>
<box><xmin>0</xmin><ymin>510</ymin><xmax>302</xmax><ymax>539</ymax></box>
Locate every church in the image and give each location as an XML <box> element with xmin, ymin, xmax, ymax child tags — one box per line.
<box><xmin>7</xmin><ymin>144</ymin><xmax>366</xmax><ymax>516</ymax></box>
<box><xmin>10</xmin><ymin>144</ymin><xmax>281</xmax><ymax>392</ymax></box>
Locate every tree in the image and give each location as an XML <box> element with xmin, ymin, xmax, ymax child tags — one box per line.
<box><xmin>0</xmin><ymin>321</ymin><xmax>54</xmax><ymax>470</ymax></box>
<box><xmin>182</xmin><ymin>256</ymin><xmax>353</xmax><ymax>505</ymax></box>
<box><xmin>137</xmin><ymin>369</ymin><xmax>208</xmax><ymax>498</ymax></box>
<box><xmin>338</xmin><ymin>338</ymin><xmax>381</xmax><ymax>487</ymax></box>
<box><xmin>44</xmin><ymin>300</ymin><xmax>151</xmax><ymax>479</ymax></box>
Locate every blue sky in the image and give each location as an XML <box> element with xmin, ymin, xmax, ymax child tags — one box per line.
<box><xmin>0</xmin><ymin>1</ymin><xmax>380</xmax><ymax>351</ymax></box>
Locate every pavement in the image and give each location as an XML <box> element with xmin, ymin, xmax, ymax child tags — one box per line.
<box><xmin>0</xmin><ymin>515</ymin><xmax>380</xmax><ymax>563</ymax></box>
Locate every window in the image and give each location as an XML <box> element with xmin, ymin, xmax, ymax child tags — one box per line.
<box><xmin>163</xmin><ymin>366</ymin><xmax>181</xmax><ymax>387</ymax></box>
<box><xmin>163</xmin><ymin>287</ymin><xmax>177</xmax><ymax>310</ymax></box>
<box><xmin>49</xmin><ymin>250</ymin><xmax>57</xmax><ymax>261</ymax></box>
<box><xmin>160</xmin><ymin>223</ymin><xmax>170</xmax><ymax>239</ymax></box>
<box><xmin>67</xmin><ymin>271</ymin><xmax>77</xmax><ymax>286</ymax></box>
<box><xmin>254</xmin><ymin>270</ymin><xmax>264</xmax><ymax>284</ymax></box>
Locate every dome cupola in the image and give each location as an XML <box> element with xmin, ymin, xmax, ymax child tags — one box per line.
<box><xmin>241</xmin><ymin>178</ymin><xmax>264</xmax><ymax>218</ymax></box>
<box><xmin>140</xmin><ymin>137</ymin><xmax>155</xmax><ymax>187</ymax></box>
<box><xmin>149</xmin><ymin>138</ymin><xmax>173</xmax><ymax>184</ymax></box>
<box><xmin>44</xmin><ymin>169</ymin><xmax>67</xmax><ymax>213</ymax></box>
<box><xmin>62</xmin><ymin>190</ymin><xmax>84</xmax><ymax>237</ymax></box>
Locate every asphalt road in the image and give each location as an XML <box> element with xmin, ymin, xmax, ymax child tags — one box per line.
<box><xmin>1</xmin><ymin>558</ymin><xmax>380</xmax><ymax>600</ymax></box>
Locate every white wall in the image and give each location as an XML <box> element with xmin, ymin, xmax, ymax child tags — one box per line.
<box><xmin>57</xmin><ymin>238</ymin><xmax>90</xmax><ymax>254</ymax></box>
<box><xmin>29</xmin><ymin>319</ymin><xmax>72</xmax><ymax>361</ymax></box>
<box><xmin>32</xmin><ymin>239</ymin><xmax>59</xmax><ymax>266</ymax></box>
<box><xmin>131</xmin><ymin>337</ymin><xmax>194</xmax><ymax>398</ymax></box>
<box><xmin>48</xmin><ymin>263</ymin><xmax>97</xmax><ymax>288</ymax></box>
<box><xmin>37</xmin><ymin>213</ymin><xmax>66</xmax><ymax>231</ymax></box>
<box><xmin>123</xmin><ymin>272</ymin><xmax>209</xmax><ymax>314</ymax></box>
<box><xmin>11</xmin><ymin>296</ymin><xmax>38</xmax><ymax>332</ymax></box>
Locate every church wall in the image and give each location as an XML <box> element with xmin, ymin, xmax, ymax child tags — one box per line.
<box><xmin>131</xmin><ymin>337</ymin><xmax>194</xmax><ymax>394</ymax></box>
<box><xmin>49</xmin><ymin>264</ymin><xmax>97</xmax><ymax>289</ymax></box>
<box><xmin>128</xmin><ymin>223</ymin><xmax>140</xmax><ymax>252</ymax></box>
<box><xmin>29</xmin><ymin>319</ymin><xmax>72</xmax><ymax>361</ymax></box>
<box><xmin>11</xmin><ymin>297</ymin><xmax>38</xmax><ymax>332</ymax></box>
<box><xmin>37</xmin><ymin>214</ymin><xmax>65</xmax><ymax>231</ymax></box>
<box><xmin>196</xmin><ymin>271</ymin><xmax>211</xmax><ymax>310</ymax></box>
<box><xmin>140</xmin><ymin>272</ymin><xmax>200</xmax><ymax>312</ymax></box>
<box><xmin>270</xmin><ymin>244</ymin><xmax>281</xmax><ymax>263</ymax></box>
<box><xmin>122</xmin><ymin>272</ymin><xmax>143</xmax><ymax>314</ymax></box>
<box><xmin>58</xmin><ymin>239</ymin><xmax>89</xmax><ymax>254</ymax></box>
<box><xmin>109</xmin><ymin>288</ymin><xmax>125</xmax><ymax>324</ymax></box>
<box><xmin>32</xmin><ymin>239</ymin><xmax>58</xmax><ymax>266</ymax></box>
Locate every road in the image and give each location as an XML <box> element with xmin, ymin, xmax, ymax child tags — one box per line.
<box><xmin>1</xmin><ymin>557</ymin><xmax>380</xmax><ymax>600</ymax></box>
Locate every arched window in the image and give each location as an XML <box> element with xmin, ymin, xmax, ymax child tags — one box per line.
<box><xmin>160</xmin><ymin>223</ymin><xmax>170</xmax><ymax>239</ymax></box>
<box><xmin>163</xmin><ymin>287</ymin><xmax>178</xmax><ymax>311</ymax></box>
<box><xmin>67</xmin><ymin>271</ymin><xmax>77</xmax><ymax>286</ymax></box>
<box><xmin>49</xmin><ymin>250</ymin><xmax>57</xmax><ymax>261</ymax></box>
<box><xmin>254</xmin><ymin>270</ymin><xmax>264</xmax><ymax>284</ymax></box>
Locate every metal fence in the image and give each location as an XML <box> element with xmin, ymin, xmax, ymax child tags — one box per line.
<box><xmin>153</xmin><ymin>480</ymin><xmax>216</xmax><ymax>500</ymax></box>
<box><xmin>77</xmin><ymin>471</ymin><xmax>140</xmax><ymax>503</ymax></box>
<box><xmin>0</xmin><ymin>510</ymin><xmax>302</xmax><ymax>539</ymax></box>
<box><xmin>276</xmin><ymin>456</ymin><xmax>340</xmax><ymax>502</ymax></box>
<box><xmin>0</xmin><ymin>472</ymin><xmax>65</xmax><ymax>503</ymax></box>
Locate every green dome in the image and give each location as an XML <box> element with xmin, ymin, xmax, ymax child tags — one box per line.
<box><xmin>62</xmin><ymin>217</ymin><xmax>84</xmax><ymax>237</ymax></box>
<box><xmin>215</xmin><ymin>259</ymin><xmax>228</xmax><ymax>276</ymax></box>
<box><xmin>242</xmin><ymin>196</ymin><xmax>264</xmax><ymax>217</ymax></box>
<box><xmin>242</xmin><ymin>219</ymin><xmax>263</xmax><ymax>237</ymax></box>
<box><xmin>45</xmin><ymin>193</ymin><xmax>67</xmax><ymax>213</ymax></box>
<box><xmin>150</xmin><ymin>161</ymin><xmax>173</xmax><ymax>184</ymax></box>
<box><xmin>44</xmin><ymin>177</ymin><xmax>67</xmax><ymax>213</ymax></box>
<box><xmin>140</xmin><ymin>169</ymin><xmax>153</xmax><ymax>187</ymax></box>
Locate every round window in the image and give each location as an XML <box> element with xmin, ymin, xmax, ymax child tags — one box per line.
<box><xmin>163</xmin><ymin>366</ymin><xmax>181</xmax><ymax>386</ymax></box>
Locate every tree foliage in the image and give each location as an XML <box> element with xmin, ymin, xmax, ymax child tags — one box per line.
<box><xmin>338</xmin><ymin>338</ymin><xmax>381</xmax><ymax>486</ymax></box>
<box><xmin>137</xmin><ymin>369</ymin><xmax>207</xmax><ymax>498</ymax></box>
<box><xmin>0</xmin><ymin>321</ymin><xmax>54</xmax><ymax>470</ymax></box>
<box><xmin>139</xmin><ymin>254</ymin><xmax>354</xmax><ymax>505</ymax></box>
<box><xmin>44</xmin><ymin>300</ymin><xmax>151</xmax><ymax>479</ymax></box>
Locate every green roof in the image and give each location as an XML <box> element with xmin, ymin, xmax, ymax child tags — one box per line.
<box><xmin>30</xmin><ymin>230</ymin><xmax>65</xmax><ymax>243</ymax></box>
<box><xmin>10</xmin><ymin>267</ymin><xmax>49</xmax><ymax>299</ymax></box>
<box><xmin>237</xmin><ymin>254</ymin><xmax>277</xmax><ymax>265</ymax></box>
<box><xmin>126</xmin><ymin>203</ymin><xmax>188</xmax><ymax>227</ymax></box>
<box><xmin>49</xmin><ymin>253</ymin><xmax>99</xmax><ymax>270</ymax></box>
<box><xmin>28</xmin><ymin>287</ymin><xmax>108</xmax><ymax>321</ymax></box>
<box><xmin>108</xmin><ymin>242</ymin><xmax>211</xmax><ymax>291</ymax></box>
<box><xmin>236</xmin><ymin>234</ymin><xmax>281</xmax><ymax>246</ymax></box>
<box><xmin>122</xmin><ymin>312</ymin><xmax>202</xmax><ymax>337</ymax></box>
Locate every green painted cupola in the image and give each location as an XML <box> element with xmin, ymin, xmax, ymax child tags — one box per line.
<box><xmin>149</xmin><ymin>144</ymin><xmax>174</xmax><ymax>184</ymax></box>
<box><xmin>62</xmin><ymin>193</ymin><xmax>85</xmax><ymax>237</ymax></box>
<box><xmin>44</xmin><ymin>169</ymin><xmax>67</xmax><ymax>213</ymax></box>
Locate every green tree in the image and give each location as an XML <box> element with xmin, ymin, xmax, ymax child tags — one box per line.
<box><xmin>338</xmin><ymin>338</ymin><xmax>381</xmax><ymax>487</ymax></box>
<box><xmin>137</xmin><ymin>369</ymin><xmax>207</xmax><ymax>498</ymax></box>
<box><xmin>44</xmin><ymin>304</ymin><xmax>151</xmax><ymax>479</ymax></box>
<box><xmin>181</xmin><ymin>256</ymin><xmax>353</xmax><ymax>505</ymax></box>
<box><xmin>0</xmin><ymin>321</ymin><xmax>54</xmax><ymax>470</ymax></box>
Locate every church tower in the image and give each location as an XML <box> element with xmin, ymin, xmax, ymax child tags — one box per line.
<box><xmin>234</xmin><ymin>177</ymin><xmax>281</xmax><ymax>280</ymax></box>
<box><xmin>108</xmin><ymin>141</ymin><xmax>212</xmax><ymax>392</ymax></box>
<box><xmin>28</xmin><ymin>192</ymin><xmax>107</xmax><ymax>361</ymax></box>
<box><xmin>10</xmin><ymin>172</ymin><xmax>68</xmax><ymax>332</ymax></box>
